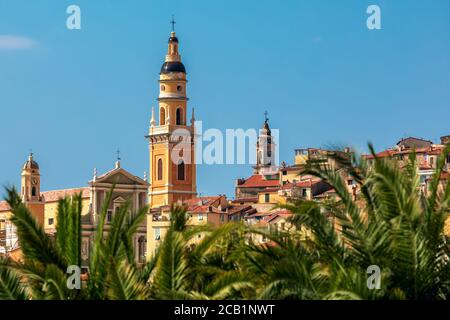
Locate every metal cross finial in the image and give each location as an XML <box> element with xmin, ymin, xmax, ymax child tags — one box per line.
<box><xmin>171</xmin><ymin>15</ymin><xmax>176</xmax><ymax>32</ymax></box>
<box><xmin>116</xmin><ymin>149</ymin><xmax>121</xmax><ymax>162</ymax></box>
<box><xmin>264</xmin><ymin>110</ymin><xmax>269</xmax><ymax>123</ymax></box>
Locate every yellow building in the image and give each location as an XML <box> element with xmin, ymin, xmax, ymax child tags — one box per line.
<box><xmin>0</xmin><ymin>154</ymin><xmax>148</xmax><ymax>266</ymax></box>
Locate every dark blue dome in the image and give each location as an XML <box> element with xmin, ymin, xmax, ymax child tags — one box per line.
<box><xmin>160</xmin><ymin>61</ymin><xmax>186</xmax><ymax>74</ymax></box>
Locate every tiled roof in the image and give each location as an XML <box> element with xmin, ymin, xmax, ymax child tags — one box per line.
<box><xmin>281</xmin><ymin>179</ymin><xmax>320</xmax><ymax>190</ymax></box>
<box><xmin>42</xmin><ymin>187</ymin><xmax>90</xmax><ymax>202</ymax></box>
<box><xmin>0</xmin><ymin>187</ymin><xmax>89</xmax><ymax>212</ymax></box>
<box><xmin>184</xmin><ymin>196</ymin><xmax>223</xmax><ymax>213</ymax></box>
<box><xmin>238</xmin><ymin>175</ymin><xmax>280</xmax><ymax>188</ymax></box>
<box><xmin>265</xmin><ymin>209</ymin><xmax>293</xmax><ymax>223</ymax></box>
<box><xmin>231</xmin><ymin>197</ymin><xmax>258</xmax><ymax>204</ymax></box>
<box><xmin>363</xmin><ymin>149</ymin><xmax>396</xmax><ymax>159</ymax></box>
<box><xmin>223</xmin><ymin>205</ymin><xmax>255</xmax><ymax>215</ymax></box>
<box><xmin>364</xmin><ymin>146</ymin><xmax>444</xmax><ymax>160</ymax></box>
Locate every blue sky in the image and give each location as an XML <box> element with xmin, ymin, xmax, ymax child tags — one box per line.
<box><xmin>1</xmin><ymin>0</ymin><xmax>449</xmax><ymax>198</ymax></box>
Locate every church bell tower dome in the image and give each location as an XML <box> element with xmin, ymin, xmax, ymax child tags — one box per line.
<box><xmin>23</xmin><ymin>152</ymin><xmax>39</xmax><ymax>170</ymax></box>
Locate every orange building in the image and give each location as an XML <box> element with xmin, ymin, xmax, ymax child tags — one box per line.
<box><xmin>146</xmin><ymin>30</ymin><xmax>197</xmax><ymax>208</ymax></box>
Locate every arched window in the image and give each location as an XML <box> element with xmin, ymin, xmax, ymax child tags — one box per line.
<box><xmin>157</xmin><ymin>159</ymin><xmax>163</xmax><ymax>180</ymax></box>
<box><xmin>137</xmin><ymin>236</ymin><xmax>147</xmax><ymax>263</ymax></box>
<box><xmin>31</xmin><ymin>187</ymin><xmax>36</xmax><ymax>197</ymax></box>
<box><xmin>176</xmin><ymin>108</ymin><xmax>182</xmax><ymax>125</ymax></box>
<box><xmin>177</xmin><ymin>161</ymin><xmax>185</xmax><ymax>181</ymax></box>
<box><xmin>160</xmin><ymin>108</ymin><xmax>166</xmax><ymax>125</ymax></box>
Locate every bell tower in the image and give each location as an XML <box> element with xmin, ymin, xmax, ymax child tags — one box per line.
<box><xmin>146</xmin><ymin>27</ymin><xmax>197</xmax><ymax>208</ymax></box>
<box><xmin>21</xmin><ymin>153</ymin><xmax>45</xmax><ymax>225</ymax></box>
<box><xmin>254</xmin><ymin>113</ymin><xmax>276</xmax><ymax>174</ymax></box>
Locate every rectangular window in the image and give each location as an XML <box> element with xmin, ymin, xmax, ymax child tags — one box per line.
<box><xmin>48</xmin><ymin>218</ymin><xmax>54</xmax><ymax>225</ymax></box>
<box><xmin>282</xmin><ymin>171</ymin><xmax>287</xmax><ymax>175</ymax></box>
<box><xmin>264</xmin><ymin>193</ymin><xmax>270</xmax><ymax>203</ymax></box>
<box><xmin>220</xmin><ymin>214</ymin><xmax>225</xmax><ymax>222</ymax></box>
<box><xmin>198</xmin><ymin>213</ymin><xmax>203</xmax><ymax>221</ymax></box>
<box><xmin>154</xmin><ymin>228</ymin><xmax>161</xmax><ymax>240</ymax></box>
<box><xmin>107</xmin><ymin>210</ymin><xmax>113</xmax><ymax>223</ymax></box>
<box><xmin>302</xmin><ymin>189</ymin><xmax>307</xmax><ymax>198</ymax></box>
<box><xmin>347</xmin><ymin>179</ymin><xmax>354</xmax><ymax>186</ymax></box>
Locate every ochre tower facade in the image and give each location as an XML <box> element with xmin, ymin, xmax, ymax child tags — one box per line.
<box><xmin>21</xmin><ymin>153</ymin><xmax>45</xmax><ymax>225</ymax></box>
<box><xmin>146</xmin><ymin>31</ymin><xmax>197</xmax><ymax>208</ymax></box>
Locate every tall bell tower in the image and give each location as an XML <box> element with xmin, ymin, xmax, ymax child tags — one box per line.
<box><xmin>254</xmin><ymin>113</ymin><xmax>276</xmax><ymax>174</ymax></box>
<box><xmin>21</xmin><ymin>153</ymin><xmax>45</xmax><ymax>225</ymax></box>
<box><xmin>146</xmin><ymin>26</ymin><xmax>197</xmax><ymax>208</ymax></box>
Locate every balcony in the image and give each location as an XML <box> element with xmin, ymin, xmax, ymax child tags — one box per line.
<box><xmin>152</xmin><ymin>214</ymin><xmax>169</xmax><ymax>222</ymax></box>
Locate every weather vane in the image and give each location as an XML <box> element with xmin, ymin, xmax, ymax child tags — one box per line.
<box><xmin>264</xmin><ymin>110</ymin><xmax>269</xmax><ymax>123</ymax></box>
<box><xmin>116</xmin><ymin>149</ymin><xmax>121</xmax><ymax>162</ymax></box>
<box><xmin>171</xmin><ymin>15</ymin><xmax>176</xmax><ymax>32</ymax></box>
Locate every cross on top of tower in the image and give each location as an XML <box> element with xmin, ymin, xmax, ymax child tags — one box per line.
<box><xmin>115</xmin><ymin>149</ymin><xmax>121</xmax><ymax>168</ymax></box>
<box><xmin>170</xmin><ymin>15</ymin><xmax>176</xmax><ymax>32</ymax></box>
<box><xmin>264</xmin><ymin>110</ymin><xmax>269</xmax><ymax>123</ymax></box>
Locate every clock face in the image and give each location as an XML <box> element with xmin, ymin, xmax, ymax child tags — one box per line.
<box><xmin>31</xmin><ymin>178</ymin><xmax>38</xmax><ymax>185</ymax></box>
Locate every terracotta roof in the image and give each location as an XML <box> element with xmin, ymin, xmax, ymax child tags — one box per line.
<box><xmin>184</xmin><ymin>196</ymin><xmax>223</xmax><ymax>213</ymax></box>
<box><xmin>364</xmin><ymin>146</ymin><xmax>444</xmax><ymax>160</ymax></box>
<box><xmin>363</xmin><ymin>149</ymin><xmax>396</xmax><ymax>159</ymax></box>
<box><xmin>224</xmin><ymin>205</ymin><xmax>255</xmax><ymax>215</ymax></box>
<box><xmin>238</xmin><ymin>175</ymin><xmax>280</xmax><ymax>188</ymax></box>
<box><xmin>41</xmin><ymin>187</ymin><xmax>90</xmax><ymax>202</ymax></box>
<box><xmin>397</xmin><ymin>137</ymin><xmax>433</xmax><ymax>146</ymax></box>
<box><xmin>231</xmin><ymin>197</ymin><xmax>258</xmax><ymax>204</ymax></box>
<box><xmin>281</xmin><ymin>179</ymin><xmax>320</xmax><ymax>190</ymax></box>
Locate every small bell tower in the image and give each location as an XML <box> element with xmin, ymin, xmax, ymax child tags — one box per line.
<box><xmin>254</xmin><ymin>112</ymin><xmax>276</xmax><ymax>174</ymax></box>
<box><xmin>21</xmin><ymin>152</ymin><xmax>45</xmax><ymax>225</ymax></box>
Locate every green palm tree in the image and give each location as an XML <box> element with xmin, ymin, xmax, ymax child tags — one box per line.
<box><xmin>149</xmin><ymin>205</ymin><xmax>254</xmax><ymax>300</ymax></box>
<box><xmin>0</xmin><ymin>187</ymin><xmax>149</xmax><ymax>300</ymax></box>
<box><xmin>245</xmin><ymin>144</ymin><xmax>450</xmax><ymax>300</ymax></box>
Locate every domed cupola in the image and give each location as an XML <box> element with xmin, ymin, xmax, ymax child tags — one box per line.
<box><xmin>160</xmin><ymin>61</ymin><xmax>186</xmax><ymax>74</ymax></box>
<box><xmin>160</xmin><ymin>31</ymin><xmax>186</xmax><ymax>75</ymax></box>
<box><xmin>23</xmin><ymin>152</ymin><xmax>39</xmax><ymax>170</ymax></box>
